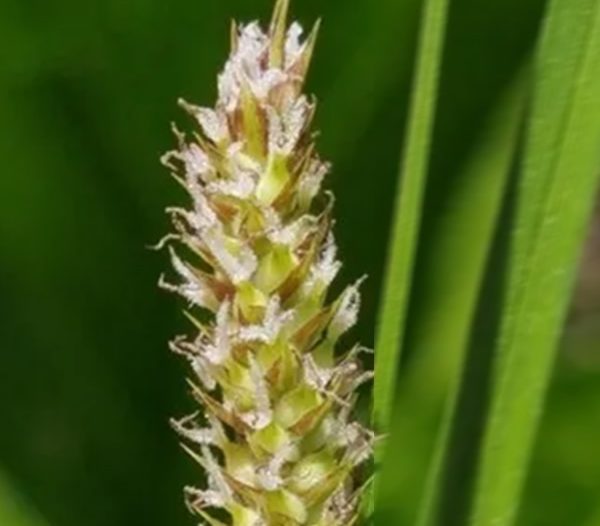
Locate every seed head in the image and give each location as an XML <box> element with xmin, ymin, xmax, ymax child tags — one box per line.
<box><xmin>159</xmin><ymin>1</ymin><xmax>374</xmax><ymax>524</ymax></box>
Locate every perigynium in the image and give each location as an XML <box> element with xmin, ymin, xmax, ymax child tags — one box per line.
<box><xmin>158</xmin><ymin>1</ymin><xmax>374</xmax><ymax>524</ymax></box>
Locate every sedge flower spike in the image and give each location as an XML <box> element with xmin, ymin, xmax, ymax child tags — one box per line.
<box><xmin>159</xmin><ymin>1</ymin><xmax>374</xmax><ymax>524</ymax></box>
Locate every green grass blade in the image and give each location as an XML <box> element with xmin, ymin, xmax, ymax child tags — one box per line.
<box><xmin>373</xmin><ymin>69</ymin><xmax>527</xmax><ymax>526</ymax></box>
<box><xmin>371</xmin><ymin>0</ymin><xmax>449</xmax><ymax>516</ymax></box>
<box><xmin>471</xmin><ymin>0</ymin><xmax>600</xmax><ymax>524</ymax></box>
<box><xmin>373</xmin><ymin>0</ymin><xmax>450</xmax><ymax>438</ymax></box>
<box><xmin>414</xmin><ymin>71</ymin><xmax>528</xmax><ymax>526</ymax></box>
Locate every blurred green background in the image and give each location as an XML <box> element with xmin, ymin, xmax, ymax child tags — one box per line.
<box><xmin>0</xmin><ymin>0</ymin><xmax>598</xmax><ymax>525</ymax></box>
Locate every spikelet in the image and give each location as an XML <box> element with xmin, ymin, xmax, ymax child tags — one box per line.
<box><xmin>159</xmin><ymin>1</ymin><xmax>374</xmax><ymax>524</ymax></box>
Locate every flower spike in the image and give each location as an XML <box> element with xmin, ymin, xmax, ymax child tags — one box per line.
<box><xmin>159</xmin><ymin>2</ymin><xmax>373</xmax><ymax>524</ymax></box>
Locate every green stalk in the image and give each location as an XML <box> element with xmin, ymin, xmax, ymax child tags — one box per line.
<box><xmin>373</xmin><ymin>0</ymin><xmax>450</xmax><ymax>440</ymax></box>
<box><xmin>372</xmin><ymin>0</ymin><xmax>450</xmax><ymax>513</ymax></box>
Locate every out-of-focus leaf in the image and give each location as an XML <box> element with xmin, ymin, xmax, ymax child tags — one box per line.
<box><xmin>518</xmin><ymin>364</ymin><xmax>600</xmax><ymax>526</ymax></box>
<box><xmin>0</xmin><ymin>471</ymin><xmax>49</xmax><ymax>526</ymax></box>
<box><xmin>471</xmin><ymin>0</ymin><xmax>600</xmax><ymax>524</ymax></box>
<box><xmin>413</xmin><ymin>70</ymin><xmax>527</xmax><ymax>526</ymax></box>
<box><xmin>374</xmin><ymin>65</ymin><xmax>527</xmax><ymax>526</ymax></box>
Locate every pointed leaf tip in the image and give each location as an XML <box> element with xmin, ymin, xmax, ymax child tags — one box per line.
<box><xmin>295</xmin><ymin>18</ymin><xmax>322</xmax><ymax>82</ymax></box>
<box><xmin>270</xmin><ymin>0</ymin><xmax>291</xmax><ymax>33</ymax></box>
<box><xmin>269</xmin><ymin>0</ymin><xmax>291</xmax><ymax>67</ymax></box>
<box><xmin>308</xmin><ymin>18</ymin><xmax>322</xmax><ymax>46</ymax></box>
<box><xmin>230</xmin><ymin>19</ymin><xmax>239</xmax><ymax>52</ymax></box>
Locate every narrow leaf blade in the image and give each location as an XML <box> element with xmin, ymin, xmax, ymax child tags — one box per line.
<box><xmin>373</xmin><ymin>0</ymin><xmax>450</xmax><ymax>439</ymax></box>
<box><xmin>471</xmin><ymin>0</ymin><xmax>600</xmax><ymax>524</ymax></box>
